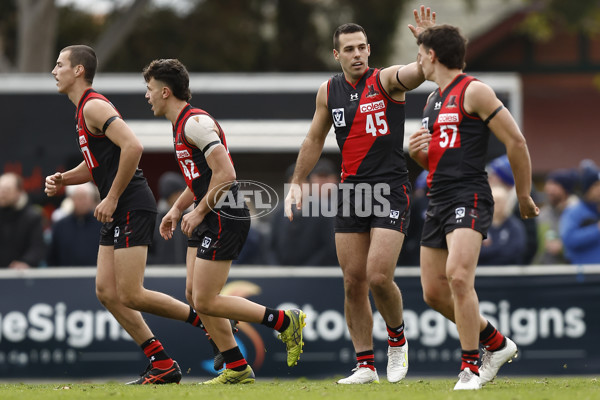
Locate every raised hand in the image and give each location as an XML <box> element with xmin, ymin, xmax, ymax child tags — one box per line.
<box><xmin>408</xmin><ymin>5</ymin><xmax>436</xmax><ymax>38</ymax></box>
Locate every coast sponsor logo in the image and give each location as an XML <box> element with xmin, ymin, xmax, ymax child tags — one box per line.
<box><xmin>437</xmin><ymin>113</ymin><xmax>459</xmax><ymax>123</ymax></box>
<box><xmin>360</xmin><ymin>100</ymin><xmax>385</xmax><ymax>113</ymax></box>
<box><xmin>176</xmin><ymin>149</ymin><xmax>191</xmax><ymax>159</ymax></box>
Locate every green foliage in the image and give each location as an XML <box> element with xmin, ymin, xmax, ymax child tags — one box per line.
<box><xmin>342</xmin><ymin>0</ymin><xmax>405</xmax><ymax>68</ymax></box>
<box><xmin>55</xmin><ymin>6</ymin><xmax>104</xmax><ymax>55</ymax></box>
<box><xmin>522</xmin><ymin>0</ymin><xmax>600</xmax><ymax>40</ymax></box>
<box><xmin>0</xmin><ymin>1</ymin><xmax>17</xmax><ymax>65</ymax></box>
<box><xmin>0</xmin><ymin>377</ymin><xmax>598</xmax><ymax>400</ymax></box>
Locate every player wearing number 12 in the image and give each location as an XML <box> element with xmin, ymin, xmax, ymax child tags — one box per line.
<box><xmin>285</xmin><ymin>7</ymin><xmax>436</xmax><ymax>384</ymax></box>
<box><xmin>143</xmin><ymin>59</ymin><xmax>306</xmax><ymax>384</ymax></box>
<box><xmin>46</xmin><ymin>45</ymin><xmax>219</xmax><ymax>385</ymax></box>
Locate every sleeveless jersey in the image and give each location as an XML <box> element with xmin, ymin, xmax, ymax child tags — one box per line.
<box><xmin>76</xmin><ymin>89</ymin><xmax>156</xmax><ymax>214</ymax></box>
<box><xmin>327</xmin><ymin>68</ymin><xmax>408</xmax><ymax>184</ymax></box>
<box><xmin>422</xmin><ymin>74</ymin><xmax>493</xmax><ymax>205</ymax></box>
<box><xmin>172</xmin><ymin>104</ymin><xmax>239</xmax><ymax>203</ymax></box>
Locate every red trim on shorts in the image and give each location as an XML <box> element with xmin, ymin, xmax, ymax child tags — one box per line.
<box><xmin>212</xmin><ymin>211</ymin><xmax>222</xmax><ymax>260</ymax></box>
<box><xmin>273</xmin><ymin>310</ymin><xmax>285</xmax><ymax>331</ymax></box>
<box><xmin>401</xmin><ymin>184</ymin><xmax>409</xmax><ymax>231</ymax></box>
<box><xmin>126</xmin><ymin>212</ymin><xmax>131</xmax><ymax>248</ymax></box>
<box><xmin>472</xmin><ymin>193</ymin><xmax>478</xmax><ymax>229</ymax></box>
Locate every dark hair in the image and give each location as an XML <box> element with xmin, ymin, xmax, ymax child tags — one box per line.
<box><xmin>417</xmin><ymin>25</ymin><xmax>467</xmax><ymax>70</ymax></box>
<box><xmin>61</xmin><ymin>45</ymin><xmax>97</xmax><ymax>84</ymax></box>
<box><xmin>142</xmin><ymin>59</ymin><xmax>192</xmax><ymax>102</ymax></box>
<box><xmin>333</xmin><ymin>23</ymin><xmax>368</xmax><ymax>50</ymax></box>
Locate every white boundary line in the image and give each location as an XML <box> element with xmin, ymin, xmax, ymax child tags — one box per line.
<box><xmin>0</xmin><ymin>264</ymin><xmax>598</xmax><ymax>280</ymax></box>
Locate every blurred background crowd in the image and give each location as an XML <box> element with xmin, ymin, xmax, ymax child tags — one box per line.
<box><xmin>1</xmin><ymin>156</ymin><xmax>599</xmax><ymax>268</ymax></box>
<box><xmin>1</xmin><ymin>0</ymin><xmax>599</xmax><ymax>268</ymax></box>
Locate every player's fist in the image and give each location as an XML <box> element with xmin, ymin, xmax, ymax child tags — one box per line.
<box><xmin>45</xmin><ymin>172</ymin><xmax>64</xmax><ymax>197</ymax></box>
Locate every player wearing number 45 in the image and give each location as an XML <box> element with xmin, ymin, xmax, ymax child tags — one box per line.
<box><xmin>408</xmin><ymin>25</ymin><xmax>539</xmax><ymax>390</ymax></box>
<box><xmin>46</xmin><ymin>45</ymin><xmax>223</xmax><ymax>385</ymax></box>
<box><xmin>285</xmin><ymin>6</ymin><xmax>436</xmax><ymax>385</ymax></box>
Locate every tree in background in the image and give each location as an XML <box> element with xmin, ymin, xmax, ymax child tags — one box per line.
<box><xmin>0</xmin><ymin>0</ymin><xmax>407</xmax><ymax>73</ymax></box>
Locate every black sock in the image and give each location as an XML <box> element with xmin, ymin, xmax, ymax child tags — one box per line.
<box><xmin>141</xmin><ymin>337</ymin><xmax>172</xmax><ymax>369</ymax></box>
<box><xmin>221</xmin><ymin>346</ymin><xmax>248</xmax><ymax>371</ymax></box>
<box><xmin>356</xmin><ymin>350</ymin><xmax>375</xmax><ymax>371</ymax></box>
<box><xmin>186</xmin><ymin>306</ymin><xmax>205</xmax><ymax>329</ymax></box>
<box><xmin>262</xmin><ymin>308</ymin><xmax>290</xmax><ymax>332</ymax></box>
<box><xmin>387</xmin><ymin>322</ymin><xmax>406</xmax><ymax>347</ymax></box>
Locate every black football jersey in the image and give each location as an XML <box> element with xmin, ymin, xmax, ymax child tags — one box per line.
<box><xmin>172</xmin><ymin>104</ymin><xmax>239</xmax><ymax>203</ymax></box>
<box><xmin>76</xmin><ymin>89</ymin><xmax>156</xmax><ymax>214</ymax></box>
<box><xmin>421</xmin><ymin>74</ymin><xmax>493</xmax><ymax>205</ymax></box>
<box><xmin>327</xmin><ymin>68</ymin><xmax>408</xmax><ymax>184</ymax></box>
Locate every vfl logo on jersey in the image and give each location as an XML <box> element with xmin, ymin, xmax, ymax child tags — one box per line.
<box><xmin>114</xmin><ymin>226</ymin><xmax>120</xmax><ymax>238</ymax></box>
<box><xmin>350</xmin><ymin>93</ymin><xmax>359</xmax><ymax>101</ymax></box>
<box><xmin>360</xmin><ymin>100</ymin><xmax>385</xmax><ymax>113</ymax></box>
<box><xmin>389</xmin><ymin>210</ymin><xmax>400</xmax><ymax>219</ymax></box>
<box><xmin>437</xmin><ymin>113</ymin><xmax>459</xmax><ymax>123</ymax></box>
<box><xmin>176</xmin><ymin>149</ymin><xmax>191</xmax><ymax>159</ymax></box>
<box><xmin>201</xmin><ymin>237</ymin><xmax>212</xmax><ymax>249</ymax></box>
<box><xmin>446</xmin><ymin>95</ymin><xmax>458</xmax><ymax>108</ymax></box>
<box><xmin>332</xmin><ymin>108</ymin><xmax>346</xmax><ymax>127</ymax></box>
<box><xmin>434</xmin><ymin>101</ymin><xmax>442</xmax><ymax>110</ymax></box>
<box><xmin>455</xmin><ymin>207</ymin><xmax>465</xmax><ymax>220</ymax></box>
<box><xmin>421</xmin><ymin>117</ymin><xmax>429</xmax><ymax>129</ymax></box>
<box><xmin>366</xmin><ymin>84</ymin><xmax>380</xmax><ymax>98</ymax></box>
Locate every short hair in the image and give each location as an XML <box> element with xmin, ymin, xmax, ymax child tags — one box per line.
<box><xmin>61</xmin><ymin>45</ymin><xmax>97</xmax><ymax>84</ymax></box>
<box><xmin>333</xmin><ymin>23</ymin><xmax>368</xmax><ymax>50</ymax></box>
<box><xmin>417</xmin><ymin>25</ymin><xmax>467</xmax><ymax>70</ymax></box>
<box><xmin>142</xmin><ymin>59</ymin><xmax>192</xmax><ymax>102</ymax></box>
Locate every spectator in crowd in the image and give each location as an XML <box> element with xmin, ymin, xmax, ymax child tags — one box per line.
<box><xmin>560</xmin><ymin>160</ymin><xmax>600</xmax><ymax>264</ymax></box>
<box><xmin>47</xmin><ymin>182</ymin><xmax>102</xmax><ymax>266</ymax></box>
<box><xmin>535</xmin><ymin>168</ymin><xmax>578</xmax><ymax>264</ymax></box>
<box><xmin>148</xmin><ymin>171</ymin><xmax>188</xmax><ymax>265</ymax></box>
<box><xmin>0</xmin><ymin>172</ymin><xmax>46</xmax><ymax>268</ymax></box>
<box><xmin>398</xmin><ymin>169</ymin><xmax>428</xmax><ymax>266</ymax></box>
<box><xmin>487</xmin><ymin>154</ymin><xmax>538</xmax><ymax>264</ymax></box>
<box><xmin>479</xmin><ymin>185</ymin><xmax>526</xmax><ymax>265</ymax></box>
<box><xmin>269</xmin><ymin>160</ymin><xmax>338</xmax><ymax>266</ymax></box>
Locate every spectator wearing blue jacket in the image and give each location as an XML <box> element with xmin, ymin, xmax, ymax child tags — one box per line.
<box><xmin>479</xmin><ymin>184</ymin><xmax>527</xmax><ymax>265</ymax></box>
<box><xmin>560</xmin><ymin>160</ymin><xmax>600</xmax><ymax>264</ymax></box>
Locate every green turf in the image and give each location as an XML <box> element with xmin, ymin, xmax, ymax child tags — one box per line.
<box><xmin>0</xmin><ymin>377</ymin><xmax>598</xmax><ymax>400</ymax></box>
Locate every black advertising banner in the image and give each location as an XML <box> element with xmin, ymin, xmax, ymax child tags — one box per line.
<box><xmin>0</xmin><ymin>266</ymin><xmax>598</xmax><ymax>380</ymax></box>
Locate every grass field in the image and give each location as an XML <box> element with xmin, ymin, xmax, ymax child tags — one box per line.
<box><xmin>0</xmin><ymin>377</ymin><xmax>598</xmax><ymax>400</ymax></box>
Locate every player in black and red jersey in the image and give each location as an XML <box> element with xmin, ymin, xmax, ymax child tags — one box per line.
<box><xmin>45</xmin><ymin>45</ymin><xmax>221</xmax><ymax>385</ymax></box>
<box><xmin>143</xmin><ymin>58</ymin><xmax>306</xmax><ymax>384</ymax></box>
<box><xmin>408</xmin><ymin>25</ymin><xmax>539</xmax><ymax>390</ymax></box>
<box><xmin>284</xmin><ymin>7</ymin><xmax>436</xmax><ymax>384</ymax></box>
